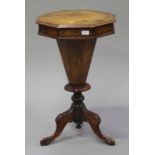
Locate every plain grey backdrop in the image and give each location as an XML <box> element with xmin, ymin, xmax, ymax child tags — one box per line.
<box><xmin>26</xmin><ymin>0</ymin><xmax>129</xmax><ymax>155</ymax></box>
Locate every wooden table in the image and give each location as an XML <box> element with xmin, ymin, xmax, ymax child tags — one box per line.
<box><xmin>36</xmin><ymin>10</ymin><xmax>116</xmax><ymax>146</ymax></box>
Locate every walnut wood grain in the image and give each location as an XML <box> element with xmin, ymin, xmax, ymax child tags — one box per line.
<box><xmin>40</xmin><ymin>92</ymin><xmax>115</xmax><ymax>145</ymax></box>
<box><xmin>57</xmin><ymin>39</ymin><xmax>96</xmax><ymax>92</ymax></box>
<box><xmin>36</xmin><ymin>10</ymin><xmax>116</xmax><ymax>28</ymax></box>
<box><xmin>38</xmin><ymin>23</ymin><xmax>114</xmax><ymax>39</ymax></box>
<box><xmin>37</xmin><ymin>10</ymin><xmax>116</xmax><ymax>146</ymax></box>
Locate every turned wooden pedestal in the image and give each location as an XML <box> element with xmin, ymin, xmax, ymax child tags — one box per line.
<box><xmin>36</xmin><ymin>10</ymin><xmax>116</xmax><ymax>146</ymax></box>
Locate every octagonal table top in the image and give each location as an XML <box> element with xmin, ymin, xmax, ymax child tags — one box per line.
<box><xmin>36</xmin><ymin>10</ymin><xmax>116</xmax><ymax>28</ymax></box>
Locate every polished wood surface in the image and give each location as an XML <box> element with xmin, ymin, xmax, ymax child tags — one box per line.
<box><xmin>57</xmin><ymin>39</ymin><xmax>96</xmax><ymax>92</ymax></box>
<box><xmin>38</xmin><ymin>23</ymin><xmax>114</xmax><ymax>39</ymax></box>
<box><xmin>36</xmin><ymin>10</ymin><xmax>116</xmax><ymax>146</ymax></box>
<box><xmin>36</xmin><ymin>10</ymin><xmax>116</xmax><ymax>28</ymax></box>
<box><xmin>40</xmin><ymin>92</ymin><xmax>115</xmax><ymax>146</ymax></box>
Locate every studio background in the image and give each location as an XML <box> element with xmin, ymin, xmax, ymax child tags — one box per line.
<box><xmin>26</xmin><ymin>0</ymin><xmax>129</xmax><ymax>155</ymax></box>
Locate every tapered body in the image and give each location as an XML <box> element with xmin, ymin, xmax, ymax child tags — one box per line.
<box><xmin>57</xmin><ymin>39</ymin><xmax>96</xmax><ymax>92</ymax></box>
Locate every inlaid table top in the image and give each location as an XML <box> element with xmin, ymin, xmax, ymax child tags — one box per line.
<box><xmin>36</xmin><ymin>10</ymin><xmax>116</xmax><ymax>28</ymax></box>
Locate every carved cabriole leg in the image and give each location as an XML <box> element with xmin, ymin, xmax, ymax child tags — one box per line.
<box><xmin>40</xmin><ymin>92</ymin><xmax>115</xmax><ymax>146</ymax></box>
<box><xmin>40</xmin><ymin>108</ymin><xmax>74</xmax><ymax>146</ymax></box>
<box><xmin>71</xmin><ymin>92</ymin><xmax>115</xmax><ymax>145</ymax></box>
<box><xmin>82</xmin><ymin>109</ymin><xmax>115</xmax><ymax>145</ymax></box>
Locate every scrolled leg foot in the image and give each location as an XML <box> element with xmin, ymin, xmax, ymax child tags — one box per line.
<box><xmin>40</xmin><ymin>136</ymin><xmax>53</xmax><ymax>146</ymax></box>
<box><xmin>104</xmin><ymin>137</ymin><xmax>115</xmax><ymax>145</ymax></box>
<box><xmin>83</xmin><ymin>110</ymin><xmax>115</xmax><ymax>145</ymax></box>
<box><xmin>40</xmin><ymin>109</ymin><xmax>74</xmax><ymax>146</ymax></box>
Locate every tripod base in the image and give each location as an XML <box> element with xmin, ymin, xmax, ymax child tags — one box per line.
<box><xmin>40</xmin><ymin>92</ymin><xmax>115</xmax><ymax>146</ymax></box>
